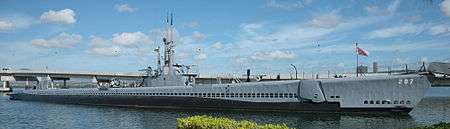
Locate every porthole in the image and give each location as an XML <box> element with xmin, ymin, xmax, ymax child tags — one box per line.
<box><xmin>394</xmin><ymin>100</ymin><xmax>398</xmax><ymax>104</ymax></box>
<box><xmin>375</xmin><ymin>100</ymin><xmax>380</xmax><ymax>104</ymax></box>
<box><xmin>406</xmin><ymin>100</ymin><xmax>411</xmax><ymax>104</ymax></box>
<box><xmin>335</xmin><ymin>96</ymin><xmax>340</xmax><ymax>98</ymax></box>
<box><xmin>330</xmin><ymin>96</ymin><xmax>335</xmax><ymax>98</ymax></box>
<box><xmin>400</xmin><ymin>100</ymin><xmax>405</xmax><ymax>104</ymax></box>
<box><xmin>370</xmin><ymin>100</ymin><xmax>374</xmax><ymax>104</ymax></box>
<box><xmin>364</xmin><ymin>100</ymin><xmax>368</xmax><ymax>104</ymax></box>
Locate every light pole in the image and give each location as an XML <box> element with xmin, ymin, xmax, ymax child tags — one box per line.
<box><xmin>290</xmin><ymin>64</ymin><xmax>298</xmax><ymax>80</ymax></box>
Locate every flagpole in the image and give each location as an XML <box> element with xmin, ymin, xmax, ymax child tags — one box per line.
<box><xmin>356</xmin><ymin>42</ymin><xmax>359</xmax><ymax>77</ymax></box>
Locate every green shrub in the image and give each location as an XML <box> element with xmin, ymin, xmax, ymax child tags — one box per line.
<box><xmin>238</xmin><ymin>120</ymin><xmax>258</xmax><ymax>129</ymax></box>
<box><xmin>177</xmin><ymin>115</ymin><xmax>293</xmax><ymax>129</ymax></box>
<box><xmin>258</xmin><ymin>123</ymin><xmax>290</xmax><ymax>129</ymax></box>
<box><xmin>409</xmin><ymin>122</ymin><xmax>450</xmax><ymax>129</ymax></box>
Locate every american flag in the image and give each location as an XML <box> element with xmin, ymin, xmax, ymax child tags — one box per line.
<box><xmin>356</xmin><ymin>47</ymin><xmax>369</xmax><ymax>56</ymax></box>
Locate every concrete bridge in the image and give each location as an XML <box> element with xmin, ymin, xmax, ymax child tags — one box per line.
<box><xmin>0</xmin><ymin>70</ymin><xmax>145</xmax><ymax>91</ymax></box>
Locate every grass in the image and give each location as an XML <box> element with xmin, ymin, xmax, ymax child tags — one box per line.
<box><xmin>177</xmin><ymin>115</ymin><xmax>293</xmax><ymax>129</ymax></box>
<box><xmin>408</xmin><ymin>122</ymin><xmax>450</xmax><ymax>129</ymax></box>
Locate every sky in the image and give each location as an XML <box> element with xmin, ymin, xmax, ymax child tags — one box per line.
<box><xmin>1</xmin><ymin>0</ymin><xmax>450</xmax><ymax>76</ymax></box>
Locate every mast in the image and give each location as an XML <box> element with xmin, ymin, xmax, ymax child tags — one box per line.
<box><xmin>154</xmin><ymin>46</ymin><xmax>161</xmax><ymax>73</ymax></box>
<box><xmin>355</xmin><ymin>42</ymin><xmax>359</xmax><ymax>77</ymax></box>
<box><xmin>163</xmin><ymin>13</ymin><xmax>175</xmax><ymax>75</ymax></box>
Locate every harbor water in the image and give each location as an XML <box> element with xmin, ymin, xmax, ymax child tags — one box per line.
<box><xmin>1</xmin><ymin>87</ymin><xmax>449</xmax><ymax>129</ymax></box>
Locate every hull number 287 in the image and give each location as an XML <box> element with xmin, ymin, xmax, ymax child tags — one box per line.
<box><xmin>398</xmin><ymin>79</ymin><xmax>414</xmax><ymax>85</ymax></box>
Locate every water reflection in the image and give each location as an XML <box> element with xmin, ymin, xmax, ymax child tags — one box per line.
<box><xmin>1</xmin><ymin>91</ymin><xmax>450</xmax><ymax>129</ymax></box>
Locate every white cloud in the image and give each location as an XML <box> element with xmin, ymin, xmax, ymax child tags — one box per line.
<box><xmin>211</xmin><ymin>42</ymin><xmax>224</xmax><ymax>50</ymax></box>
<box><xmin>88</xmin><ymin>36</ymin><xmax>121</xmax><ymax>57</ymax></box>
<box><xmin>394</xmin><ymin>58</ymin><xmax>409</xmax><ymax>64</ymax></box>
<box><xmin>179</xmin><ymin>36</ymin><xmax>194</xmax><ymax>44</ymax></box>
<box><xmin>310</xmin><ymin>13</ymin><xmax>342</xmax><ymax>29</ymax></box>
<box><xmin>112</xmin><ymin>32</ymin><xmax>151</xmax><ymax>46</ymax></box>
<box><xmin>0</xmin><ymin>20</ymin><xmax>15</xmax><ymax>31</ymax></box>
<box><xmin>429</xmin><ymin>25</ymin><xmax>450</xmax><ymax>35</ymax></box>
<box><xmin>336</xmin><ymin>63</ymin><xmax>345</xmax><ymax>68</ymax></box>
<box><xmin>365</xmin><ymin>0</ymin><xmax>400</xmax><ymax>16</ymax></box>
<box><xmin>115</xmin><ymin>4</ymin><xmax>137</xmax><ymax>12</ymax></box>
<box><xmin>192</xmin><ymin>31</ymin><xmax>207</xmax><ymax>41</ymax></box>
<box><xmin>40</xmin><ymin>9</ymin><xmax>76</xmax><ymax>24</ymax></box>
<box><xmin>194</xmin><ymin>53</ymin><xmax>207</xmax><ymax>60</ymax></box>
<box><xmin>250</xmin><ymin>50</ymin><xmax>296</xmax><ymax>61</ymax></box>
<box><xmin>0</xmin><ymin>15</ymin><xmax>35</xmax><ymax>32</ymax></box>
<box><xmin>183</xmin><ymin>21</ymin><xmax>199</xmax><ymax>28</ymax></box>
<box><xmin>369</xmin><ymin>24</ymin><xmax>423</xmax><ymax>38</ymax></box>
<box><xmin>31</xmin><ymin>32</ymin><xmax>82</xmax><ymax>48</ymax></box>
<box><xmin>420</xmin><ymin>57</ymin><xmax>428</xmax><ymax>63</ymax></box>
<box><xmin>406</xmin><ymin>15</ymin><xmax>422</xmax><ymax>23</ymax></box>
<box><xmin>240</xmin><ymin>23</ymin><xmax>265</xmax><ymax>36</ymax></box>
<box><xmin>265</xmin><ymin>0</ymin><xmax>312</xmax><ymax>10</ymax></box>
<box><xmin>365</xmin><ymin>6</ymin><xmax>386</xmax><ymax>15</ymax></box>
<box><xmin>441</xmin><ymin>0</ymin><xmax>450</xmax><ymax>17</ymax></box>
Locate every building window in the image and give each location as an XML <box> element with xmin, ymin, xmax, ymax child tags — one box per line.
<box><xmin>270</xmin><ymin>93</ymin><xmax>274</xmax><ymax>98</ymax></box>
<box><xmin>239</xmin><ymin>93</ymin><xmax>243</xmax><ymax>98</ymax></box>
<box><xmin>330</xmin><ymin>96</ymin><xmax>335</xmax><ymax>98</ymax></box>
<box><xmin>251</xmin><ymin>93</ymin><xmax>255</xmax><ymax>98</ymax></box>
<box><xmin>364</xmin><ymin>100</ymin><xmax>368</xmax><ymax>104</ymax></box>
<box><xmin>226</xmin><ymin>93</ymin><xmax>230</xmax><ymax>98</ymax></box>
<box><xmin>265</xmin><ymin>93</ymin><xmax>270</xmax><ymax>98</ymax></box>
<box><xmin>370</xmin><ymin>100</ymin><xmax>374</xmax><ymax>104</ymax></box>
<box><xmin>289</xmin><ymin>93</ymin><xmax>293</xmax><ymax>98</ymax></box>
<box><xmin>406</xmin><ymin>100</ymin><xmax>411</xmax><ymax>104</ymax></box>
<box><xmin>400</xmin><ymin>100</ymin><xmax>405</xmax><ymax>104</ymax></box>
<box><xmin>335</xmin><ymin>96</ymin><xmax>340</xmax><ymax>98</ymax></box>
<box><xmin>375</xmin><ymin>100</ymin><xmax>380</xmax><ymax>104</ymax></box>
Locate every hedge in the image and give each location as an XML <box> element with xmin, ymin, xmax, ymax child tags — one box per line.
<box><xmin>408</xmin><ymin>122</ymin><xmax>450</xmax><ymax>129</ymax></box>
<box><xmin>176</xmin><ymin>115</ymin><xmax>293</xmax><ymax>129</ymax></box>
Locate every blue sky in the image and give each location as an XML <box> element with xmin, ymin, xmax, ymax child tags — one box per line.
<box><xmin>1</xmin><ymin>0</ymin><xmax>450</xmax><ymax>76</ymax></box>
